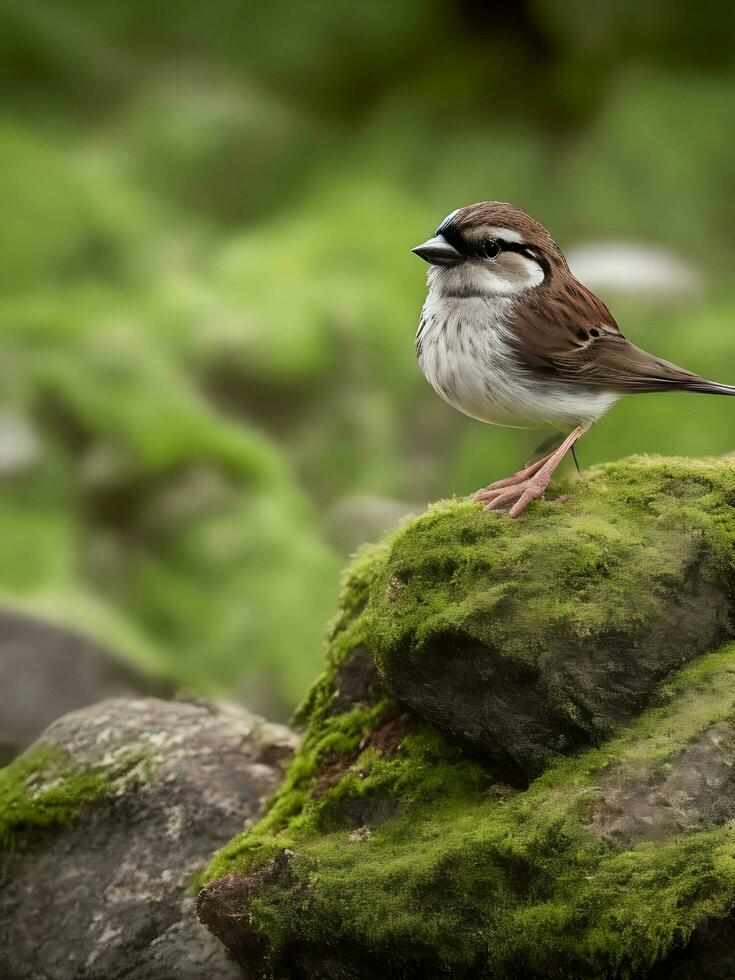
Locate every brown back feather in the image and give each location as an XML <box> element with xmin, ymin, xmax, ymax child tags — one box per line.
<box><xmin>513</xmin><ymin>262</ymin><xmax>709</xmax><ymax>393</ymax></box>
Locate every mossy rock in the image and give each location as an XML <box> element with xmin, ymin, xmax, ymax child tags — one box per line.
<box><xmin>1</xmin><ymin>698</ymin><xmax>295</xmax><ymax>979</ymax></box>
<box><xmin>369</xmin><ymin>454</ymin><xmax>735</xmax><ymax>777</ymax></box>
<box><xmin>199</xmin><ymin>456</ymin><xmax>735</xmax><ymax>979</ymax></box>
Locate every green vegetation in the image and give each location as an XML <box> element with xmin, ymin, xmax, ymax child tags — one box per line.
<box><xmin>0</xmin><ymin>745</ymin><xmax>111</xmax><ymax>854</ymax></box>
<box><xmin>215</xmin><ymin>644</ymin><xmax>735</xmax><ymax>978</ymax></box>
<box><xmin>0</xmin><ymin>136</ymin><xmax>341</xmax><ymax>703</ymax></box>
<box><xmin>201</xmin><ymin>457</ymin><xmax>735</xmax><ymax>976</ymax></box>
<box><xmin>0</xmin><ymin>741</ymin><xmax>155</xmax><ymax>857</ymax></box>
<box><xmin>2</xmin><ymin>4</ymin><xmax>735</xmax><ymax>712</ymax></box>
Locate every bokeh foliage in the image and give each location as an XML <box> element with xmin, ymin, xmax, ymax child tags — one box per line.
<box><xmin>1</xmin><ymin>1</ymin><xmax>735</xmax><ymax>711</ymax></box>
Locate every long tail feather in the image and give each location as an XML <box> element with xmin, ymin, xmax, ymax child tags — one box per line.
<box><xmin>680</xmin><ymin>379</ymin><xmax>735</xmax><ymax>396</ymax></box>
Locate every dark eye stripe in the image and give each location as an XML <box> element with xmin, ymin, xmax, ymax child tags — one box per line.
<box><xmin>439</xmin><ymin>224</ymin><xmax>550</xmax><ymax>274</ymax></box>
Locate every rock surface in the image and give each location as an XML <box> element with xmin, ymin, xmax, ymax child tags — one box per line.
<box><xmin>0</xmin><ymin>609</ymin><xmax>171</xmax><ymax>765</ymax></box>
<box><xmin>0</xmin><ymin>697</ymin><xmax>296</xmax><ymax>979</ymax></box>
<box><xmin>198</xmin><ymin>456</ymin><xmax>735</xmax><ymax>979</ymax></box>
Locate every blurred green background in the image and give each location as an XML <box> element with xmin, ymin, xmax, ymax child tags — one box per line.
<box><xmin>1</xmin><ymin>0</ymin><xmax>735</xmax><ymax>720</ymax></box>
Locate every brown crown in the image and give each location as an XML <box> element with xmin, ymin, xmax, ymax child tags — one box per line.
<box><xmin>442</xmin><ymin>202</ymin><xmax>565</xmax><ymax>260</ymax></box>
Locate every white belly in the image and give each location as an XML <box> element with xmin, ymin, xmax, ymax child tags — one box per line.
<box><xmin>416</xmin><ymin>295</ymin><xmax>619</xmax><ymax>430</ymax></box>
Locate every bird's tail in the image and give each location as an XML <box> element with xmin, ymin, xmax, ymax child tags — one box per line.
<box><xmin>680</xmin><ymin>379</ymin><xmax>735</xmax><ymax>396</ymax></box>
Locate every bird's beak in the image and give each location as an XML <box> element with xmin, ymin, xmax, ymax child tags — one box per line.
<box><xmin>411</xmin><ymin>234</ymin><xmax>462</xmax><ymax>267</ymax></box>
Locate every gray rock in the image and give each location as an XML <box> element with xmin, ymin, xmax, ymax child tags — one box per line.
<box><xmin>0</xmin><ymin>697</ymin><xmax>296</xmax><ymax>979</ymax></box>
<box><xmin>591</xmin><ymin>720</ymin><xmax>735</xmax><ymax>846</ymax></box>
<box><xmin>0</xmin><ymin>609</ymin><xmax>171</xmax><ymax>765</ymax></box>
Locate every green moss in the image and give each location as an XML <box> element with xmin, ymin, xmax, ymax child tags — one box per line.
<box><xmin>364</xmin><ymin>455</ymin><xmax>735</xmax><ymax>774</ymax></box>
<box><xmin>206</xmin><ymin>642</ymin><xmax>735</xmax><ymax>977</ymax></box>
<box><xmin>370</xmin><ymin>454</ymin><xmax>735</xmax><ymax>677</ymax></box>
<box><xmin>0</xmin><ymin>743</ymin><xmax>154</xmax><ymax>857</ymax></box>
<box><xmin>201</xmin><ymin>457</ymin><xmax>735</xmax><ymax>977</ymax></box>
<box><xmin>0</xmin><ymin>745</ymin><xmax>111</xmax><ymax>854</ymax></box>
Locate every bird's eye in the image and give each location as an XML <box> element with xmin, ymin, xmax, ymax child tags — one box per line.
<box><xmin>482</xmin><ymin>239</ymin><xmax>500</xmax><ymax>258</ymax></box>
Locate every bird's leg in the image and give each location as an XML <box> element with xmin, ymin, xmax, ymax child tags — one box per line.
<box><xmin>472</xmin><ymin>431</ymin><xmax>569</xmax><ymax>498</ymax></box>
<box><xmin>473</xmin><ymin>424</ymin><xmax>589</xmax><ymax>518</ymax></box>
<box><xmin>528</xmin><ymin>432</ymin><xmax>566</xmax><ymax>465</ymax></box>
<box><xmin>473</xmin><ymin>433</ymin><xmax>567</xmax><ymax>501</ymax></box>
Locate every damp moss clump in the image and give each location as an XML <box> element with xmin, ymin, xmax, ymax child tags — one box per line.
<box><xmin>0</xmin><ymin>745</ymin><xmax>111</xmax><ymax>854</ymax></box>
<box><xmin>0</xmin><ymin>739</ymin><xmax>154</xmax><ymax>858</ymax></box>
<box><xmin>199</xmin><ymin>456</ymin><xmax>735</xmax><ymax>978</ymax></box>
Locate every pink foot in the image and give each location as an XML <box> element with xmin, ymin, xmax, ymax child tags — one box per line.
<box><xmin>475</xmin><ymin>472</ymin><xmax>552</xmax><ymax>518</ymax></box>
<box><xmin>472</xmin><ymin>455</ymin><xmax>547</xmax><ymax>503</ymax></box>
<box><xmin>471</xmin><ymin>424</ymin><xmax>590</xmax><ymax>519</ymax></box>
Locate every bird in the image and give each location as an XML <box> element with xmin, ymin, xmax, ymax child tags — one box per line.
<box><xmin>412</xmin><ymin>201</ymin><xmax>735</xmax><ymax>517</ymax></box>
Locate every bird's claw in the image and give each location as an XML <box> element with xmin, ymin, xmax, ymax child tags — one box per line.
<box><xmin>472</xmin><ymin>477</ymin><xmax>548</xmax><ymax>518</ymax></box>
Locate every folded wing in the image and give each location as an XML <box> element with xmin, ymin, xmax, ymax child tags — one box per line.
<box><xmin>512</xmin><ymin>272</ymin><xmax>735</xmax><ymax>395</ymax></box>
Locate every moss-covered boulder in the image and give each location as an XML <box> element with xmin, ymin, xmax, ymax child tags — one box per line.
<box><xmin>371</xmin><ymin>455</ymin><xmax>735</xmax><ymax>777</ymax></box>
<box><xmin>198</xmin><ymin>456</ymin><xmax>735</xmax><ymax>979</ymax></box>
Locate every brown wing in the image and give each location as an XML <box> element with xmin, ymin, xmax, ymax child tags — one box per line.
<box><xmin>513</xmin><ymin>272</ymin><xmax>728</xmax><ymax>394</ymax></box>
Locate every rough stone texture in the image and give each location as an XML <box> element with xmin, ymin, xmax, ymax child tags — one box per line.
<box><xmin>197</xmin><ymin>457</ymin><xmax>735</xmax><ymax>979</ymax></box>
<box><xmin>328</xmin><ymin>645</ymin><xmax>383</xmax><ymax>715</ymax></box>
<box><xmin>0</xmin><ymin>609</ymin><xmax>171</xmax><ymax>765</ymax></box>
<box><xmin>591</xmin><ymin>720</ymin><xmax>735</xmax><ymax>845</ymax></box>
<box><xmin>1</xmin><ymin>697</ymin><xmax>296</xmax><ymax>979</ymax></box>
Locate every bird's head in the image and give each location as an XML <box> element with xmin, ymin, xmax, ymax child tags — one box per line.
<box><xmin>412</xmin><ymin>202</ymin><xmax>566</xmax><ymax>298</ymax></box>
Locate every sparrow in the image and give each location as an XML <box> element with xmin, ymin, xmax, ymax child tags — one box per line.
<box><xmin>413</xmin><ymin>202</ymin><xmax>735</xmax><ymax>517</ymax></box>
